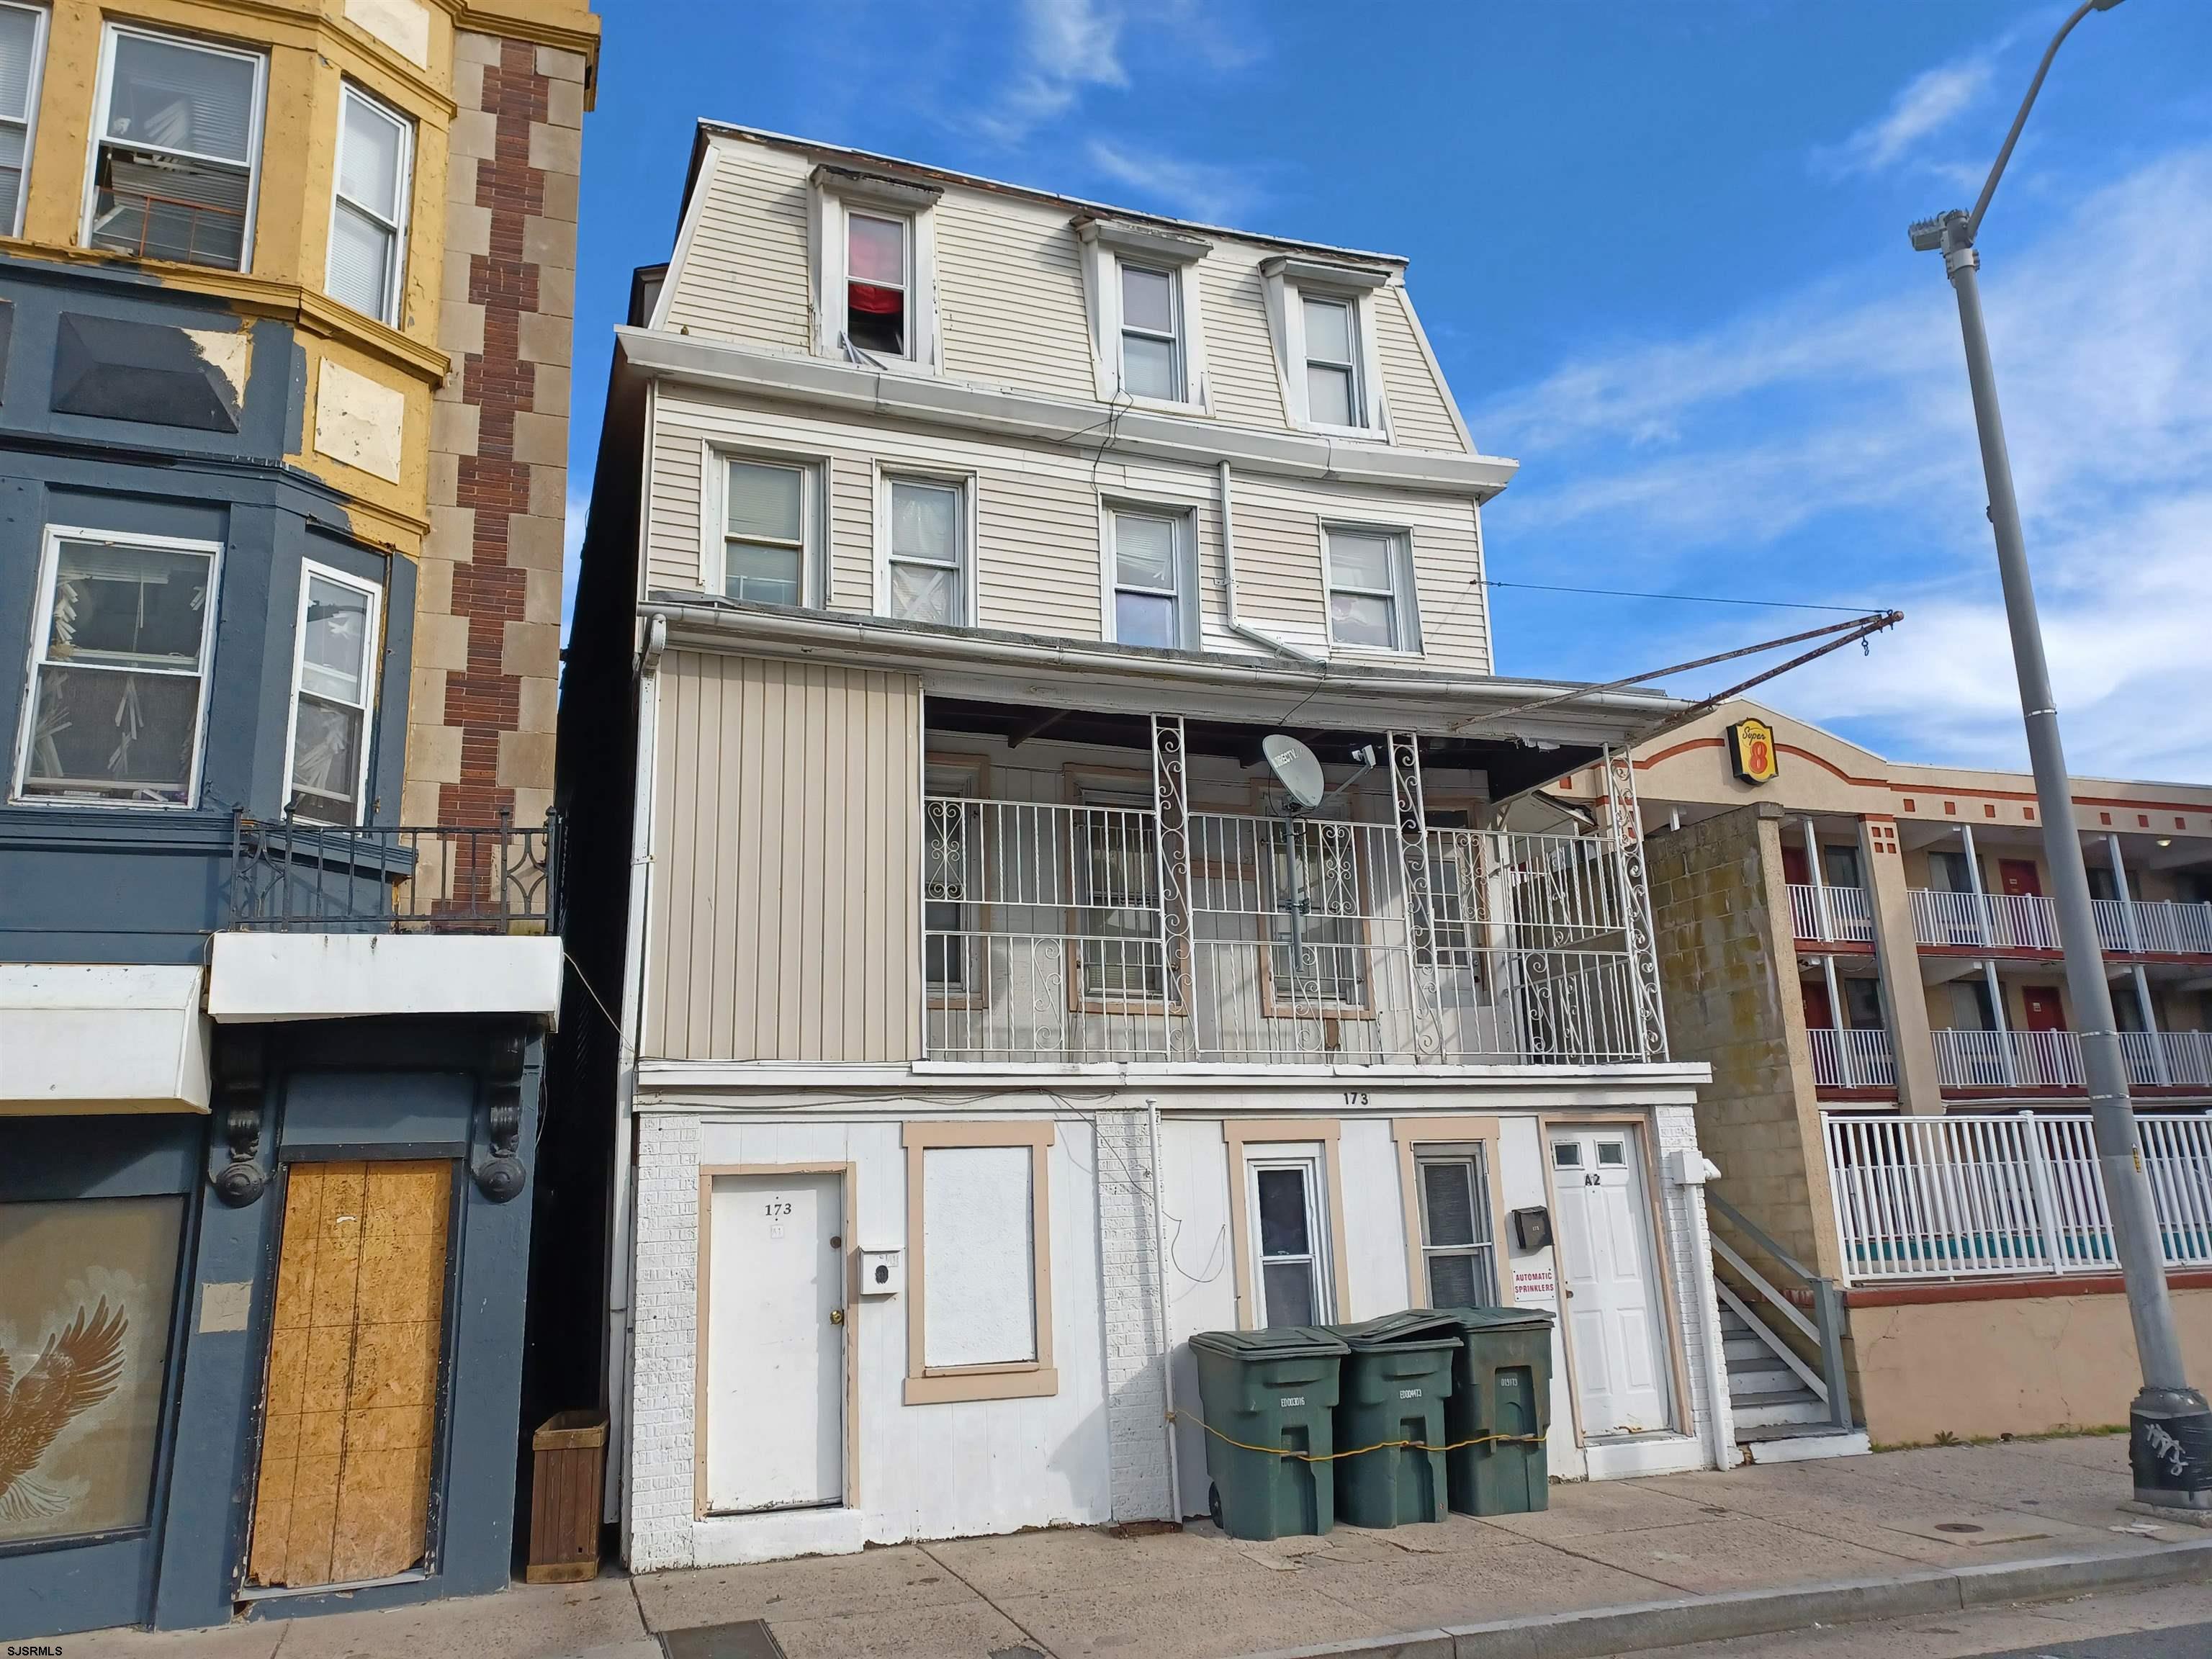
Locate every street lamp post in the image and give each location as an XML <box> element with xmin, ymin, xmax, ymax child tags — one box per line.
<box><xmin>1911</xmin><ymin>0</ymin><xmax>2212</xmax><ymax>1512</ymax></box>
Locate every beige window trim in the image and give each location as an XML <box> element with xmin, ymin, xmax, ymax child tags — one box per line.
<box><xmin>1390</xmin><ymin>1116</ymin><xmax>1511</xmax><ymax>1310</ymax></box>
<box><xmin>902</xmin><ymin>1120</ymin><xmax>1057</xmax><ymax>1404</ymax></box>
<box><xmin>1222</xmin><ymin>1118</ymin><xmax>1352</xmax><ymax>1330</ymax></box>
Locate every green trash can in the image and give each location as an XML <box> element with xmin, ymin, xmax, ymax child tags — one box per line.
<box><xmin>1330</xmin><ymin>1311</ymin><xmax>1461</xmax><ymax>1528</ymax></box>
<box><xmin>1188</xmin><ymin>1326</ymin><xmax>1349</xmax><ymax>1539</ymax></box>
<box><xmin>1437</xmin><ymin>1306</ymin><xmax>1555</xmax><ymax>1515</ymax></box>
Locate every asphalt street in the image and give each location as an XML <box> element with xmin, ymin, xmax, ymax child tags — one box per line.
<box><xmin>1977</xmin><ymin>1619</ymin><xmax>2212</xmax><ymax>1657</ymax></box>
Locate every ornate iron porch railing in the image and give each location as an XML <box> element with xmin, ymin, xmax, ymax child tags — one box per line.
<box><xmin>227</xmin><ymin>810</ymin><xmax>561</xmax><ymax>934</ymax></box>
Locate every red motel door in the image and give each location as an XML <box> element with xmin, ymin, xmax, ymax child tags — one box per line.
<box><xmin>1781</xmin><ymin>847</ymin><xmax>1810</xmax><ymax>886</ymax></box>
<box><xmin>2021</xmin><ymin>986</ymin><xmax>2066</xmax><ymax>1032</ymax></box>
<box><xmin>2000</xmin><ymin>859</ymin><xmax>2043</xmax><ymax>898</ymax></box>
<box><xmin>1801</xmin><ymin>979</ymin><xmax>1834</xmax><ymax>1030</ymax></box>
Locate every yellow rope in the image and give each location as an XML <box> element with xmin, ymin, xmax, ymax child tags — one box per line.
<box><xmin>1173</xmin><ymin>1409</ymin><xmax>1543</xmax><ymax>1463</ymax></box>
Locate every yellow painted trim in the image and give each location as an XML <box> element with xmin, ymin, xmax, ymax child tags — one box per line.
<box><xmin>447</xmin><ymin>1</ymin><xmax>600</xmax><ymax>60</ymax></box>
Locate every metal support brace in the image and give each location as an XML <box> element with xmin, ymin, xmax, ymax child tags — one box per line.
<box><xmin>1603</xmin><ymin>745</ymin><xmax>1669</xmax><ymax>1061</ymax></box>
<box><xmin>1151</xmin><ymin>714</ymin><xmax>1195</xmax><ymax>1058</ymax></box>
<box><xmin>1389</xmin><ymin>732</ymin><xmax>1443</xmax><ymax>1060</ymax></box>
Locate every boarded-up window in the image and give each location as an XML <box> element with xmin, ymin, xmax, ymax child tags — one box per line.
<box><xmin>920</xmin><ymin>1145</ymin><xmax>1035</xmax><ymax>1370</ymax></box>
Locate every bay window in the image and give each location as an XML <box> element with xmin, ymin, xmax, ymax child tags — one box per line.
<box><xmin>282</xmin><ymin>563</ymin><xmax>379</xmax><ymax>824</ymax></box>
<box><xmin>327</xmin><ymin>84</ymin><xmax>411</xmax><ymax>326</ymax></box>
<box><xmin>17</xmin><ymin>529</ymin><xmax>219</xmax><ymax>806</ymax></box>
<box><xmin>0</xmin><ymin>1</ymin><xmax>47</xmax><ymax>238</ymax></box>
<box><xmin>87</xmin><ymin>26</ymin><xmax>264</xmax><ymax>271</ymax></box>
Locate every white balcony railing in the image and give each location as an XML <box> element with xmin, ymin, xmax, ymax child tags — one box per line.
<box><xmin>1787</xmin><ymin>883</ymin><xmax>1874</xmax><ymax>944</ymax></box>
<box><xmin>1807</xmin><ymin>1026</ymin><xmax>1897</xmax><ymax>1090</ymax></box>
<box><xmin>1822</xmin><ymin>1110</ymin><xmax>2212</xmax><ymax>1282</ymax></box>
<box><xmin>1931</xmin><ymin>1027</ymin><xmax>2083</xmax><ymax>1090</ymax></box>
<box><xmin>920</xmin><ymin>796</ymin><xmax>1660</xmax><ymax>1068</ymax></box>
<box><xmin>2093</xmin><ymin>897</ymin><xmax>2212</xmax><ymax>957</ymax></box>
<box><xmin>1909</xmin><ymin>888</ymin><xmax>2062</xmax><ymax>951</ymax></box>
<box><xmin>2119</xmin><ymin>1030</ymin><xmax>2212</xmax><ymax>1089</ymax></box>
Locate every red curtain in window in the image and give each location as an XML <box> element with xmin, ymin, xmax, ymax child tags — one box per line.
<box><xmin>848</xmin><ymin>282</ymin><xmax>902</xmax><ymax>314</ymax></box>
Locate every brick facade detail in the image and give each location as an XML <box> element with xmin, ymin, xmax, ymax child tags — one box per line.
<box><xmin>410</xmin><ymin>32</ymin><xmax>583</xmax><ymax>830</ymax></box>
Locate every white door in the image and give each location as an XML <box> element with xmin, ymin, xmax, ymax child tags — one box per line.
<box><xmin>1550</xmin><ymin>1131</ymin><xmax>1671</xmax><ymax>1437</ymax></box>
<box><xmin>706</xmin><ymin>1171</ymin><xmax>845</xmax><ymax>1512</ymax></box>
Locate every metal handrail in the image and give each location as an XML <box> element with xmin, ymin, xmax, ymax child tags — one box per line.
<box><xmin>227</xmin><ymin>809</ymin><xmax>562</xmax><ymax>934</ymax></box>
<box><xmin>1706</xmin><ymin>1187</ymin><xmax>1853</xmax><ymax>1431</ymax></box>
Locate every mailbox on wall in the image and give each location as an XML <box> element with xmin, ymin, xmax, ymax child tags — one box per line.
<box><xmin>1509</xmin><ymin>1205</ymin><xmax>1552</xmax><ymax>1253</ymax></box>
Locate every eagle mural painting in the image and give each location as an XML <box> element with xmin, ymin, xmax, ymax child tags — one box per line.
<box><xmin>0</xmin><ymin>1298</ymin><xmax>129</xmax><ymax>1529</ymax></box>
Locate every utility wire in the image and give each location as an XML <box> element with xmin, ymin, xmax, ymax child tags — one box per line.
<box><xmin>1480</xmin><ymin>577</ymin><xmax>1879</xmax><ymax>615</ymax></box>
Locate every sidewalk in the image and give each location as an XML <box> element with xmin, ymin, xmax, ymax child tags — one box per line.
<box><xmin>61</xmin><ymin>1437</ymin><xmax>2212</xmax><ymax>1659</ymax></box>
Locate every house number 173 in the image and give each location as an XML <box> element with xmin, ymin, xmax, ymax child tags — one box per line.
<box><xmin>1342</xmin><ymin>1091</ymin><xmax>1370</xmax><ymax>1107</ymax></box>
<box><xmin>763</xmin><ymin>1199</ymin><xmax>793</xmax><ymax>1218</ymax></box>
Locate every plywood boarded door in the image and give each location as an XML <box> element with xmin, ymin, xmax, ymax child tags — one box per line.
<box><xmin>246</xmin><ymin>1160</ymin><xmax>451</xmax><ymax>1589</ymax></box>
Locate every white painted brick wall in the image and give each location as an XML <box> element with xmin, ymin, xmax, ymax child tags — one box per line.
<box><xmin>1093</xmin><ymin>1107</ymin><xmax>1172</xmax><ymax>1521</ymax></box>
<box><xmin>1655</xmin><ymin>1102</ymin><xmax>1733</xmax><ymax>1462</ymax></box>
<box><xmin>627</xmin><ymin>1113</ymin><xmax>701</xmax><ymax>1570</ymax></box>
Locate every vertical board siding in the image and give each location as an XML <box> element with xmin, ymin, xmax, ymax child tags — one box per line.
<box><xmin>937</xmin><ymin>192</ymin><xmax>1097</xmax><ymax>400</ymax></box>
<box><xmin>1374</xmin><ymin>286</ymin><xmax>1467</xmax><ymax>453</ymax></box>
<box><xmin>647</xmin><ymin>653</ymin><xmax>922</xmax><ymax>1062</ymax></box>
<box><xmin>662</xmin><ymin>143</ymin><xmax>814</xmax><ymax>351</ymax></box>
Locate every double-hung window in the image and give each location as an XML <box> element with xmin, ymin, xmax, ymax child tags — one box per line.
<box><xmin>1416</xmin><ymin>1149</ymin><xmax>1498</xmax><ymax>1308</ymax></box>
<box><xmin>1325</xmin><ymin>527</ymin><xmax>1418</xmax><ymax>652</ymax></box>
<box><xmin>327</xmin><ymin>84</ymin><xmax>411</xmax><ymax>326</ymax></box>
<box><xmin>1108</xmin><ymin>508</ymin><xmax>1187</xmax><ymax>650</ymax></box>
<box><xmin>1267</xmin><ymin>817</ymin><xmax>1367</xmax><ymax>1010</ymax></box>
<box><xmin>724</xmin><ymin>457</ymin><xmax>810</xmax><ymax>606</ymax></box>
<box><xmin>1247</xmin><ymin>1151</ymin><xmax>1331</xmax><ymax>1328</ymax></box>
<box><xmin>17</xmin><ymin>529</ymin><xmax>219</xmax><ymax>806</ymax></box>
<box><xmin>884</xmin><ymin>476</ymin><xmax>966</xmax><ymax>626</ymax></box>
<box><xmin>845</xmin><ymin>210</ymin><xmax>909</xmax><ymax>357</ymax></box>
<box><xmin>87</xmin><ymin>26</ymin><xmax>264</xmax><ymax>271</ymax></box>
<box><xmin>1075</xmin><ymin>788</ymin><xmax>1163</xmax><ymax>1002</ymax></box>
<box><xmin>1302</xmin><ymin>296</ymin><xmax>1362</xmax><ymax>428</ymax></box>
<box><xmin>1118</xmin><ymin>262</ymin><xmax>1180</xmax><ymax>400</ymax></box>
<box><xmin>0</xmin><ymin>2</ymin><xmax>48</xmax><ymax>238</ymax></box>
<box><xmin>284</xmin><ymin>564</ymin><xmax>379</xmax><ymax>824</ymax></box>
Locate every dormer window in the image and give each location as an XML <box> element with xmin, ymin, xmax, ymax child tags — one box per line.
<box><xmin>1075</xmin><ymin>215</ymin><xmax>1210</xmax><ymax>411</ymax></box>
<box><xmin>845</xmin><ymin>210</ymin><xmax>909</xmax><ymax>357</ymax></box>
<box><xmin>1262</xmin><ymin>256</ymin><xmax>1392</xmax><ymax>437</ymax></box>
<box><xmin>811</xmin><ymin>163</ymin><xmax>943</xmax><ymax>372</ymax></box>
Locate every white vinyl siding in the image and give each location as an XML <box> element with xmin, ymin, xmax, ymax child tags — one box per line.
<box><xmin>0</xmin><ymin>3</ymin><xmax>48</xmax><ymax>238</ymax></box>
<box><xmin>660</xmin><ymin>140</ymin><xmax>813</xmax><ymax>349</ymax></box>
<box><xmin>934</xmin><ymin>187</ymin><xmax>1095</xmax><ymax>399</ymax></box>
<box><xmin>85</xmin><ymin>24</ymin><xmax>265</xmax><ymax>271</ymax></box>
<box><xmin>1194</xmin><ymin>256</ymin><xmax>1286</xmax><ymax>427</ymax></box>
<box><xmin>326</xmin><ymin>84</ymin><xmax>412</xmax><ymax>326</ymax></box>
<box><xmin>1372</xmin><ymin>286</ymin><xmax>1466</xmax><ymax>451</ymax></box>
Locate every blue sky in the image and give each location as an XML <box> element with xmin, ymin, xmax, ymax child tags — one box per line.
<box><xmin>569</xmin><ymin>0</ymin><xmax>2212</xmax><ymax>780</ymax></box>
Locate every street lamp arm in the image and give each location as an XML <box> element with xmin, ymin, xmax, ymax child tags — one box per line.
<box><xmin>1967</xmin><ymin>0</ymin><xmax>2121</xmax><ymax>240</ymax></box>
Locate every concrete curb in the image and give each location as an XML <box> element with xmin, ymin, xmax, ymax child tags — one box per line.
<box><xmin>1238</xmin><ymin>1536</ymin><xmax>2212</xmax><ymax>1659</ymax></box>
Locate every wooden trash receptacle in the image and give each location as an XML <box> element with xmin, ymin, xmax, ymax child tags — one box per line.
<box><xmin>526</xmin><ymin>1410</ymin><xmax>606</xmax><ymax>1583</ymax></box>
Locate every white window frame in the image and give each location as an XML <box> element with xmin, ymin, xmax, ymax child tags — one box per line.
<box><xmin>0</xmin><ymin>1</ymin><xmax>50</xmax><ymax>240</ymax></box>
<box><xmin>810</xmin><ymin>165</ymin><xmax>943</xmax><ymax>374</ymax></box>
<box><xmin>325</xmin><ymin>81</ymin><xmax>413</xmax><ymax>328</ymax></box>
<box><xmin>81</xmin><ymin>22</ymin><xmax>268</xmax><ymax>272</ymax></box>
<box><xmin>1099</xmin><ymin>501</ymin><xmax>1197</xmax><ymax>652</ymax></box>
<box><xmin>12</xmin><ymin>523</ymin><xmax>222</xmax><ymax>809</ymax></box>
<box><xmin>874</xmin><ymin>467</ymin><xmax>975</xmax><ymax>628</ymax></box>
<box><xmin>1321</xmin><ymin>522</ymin><xmax>1422</xmax><ymax>655</ymax></box>
<box><xmin>1414</xmin><ymin>1146</ymin><xmax>1498</xmax><ymax>1309</ymax></box>
<box><xmin>279</xmin><ymin>559</ymin><xmax>382</xmax><ymax>825</ymax></box>
<box><xmin>704</xmin><ymin>448</ymin><xmax>824</xmax><ymax>608</ymax></box>
<box><xmin>1262</xmin><ymin>256</ymin><xmax>1392</xmax><ymax>438</ymax></box>
<box><xmin>1074</xmin><ymin>216</ymin><xmax>1211</xmax><ymax>413</ymax></box>
<box><xmin>1244</xmin><ymin>1145</ymin><xmax>1334</xmax><ymax>1329</ymax></box>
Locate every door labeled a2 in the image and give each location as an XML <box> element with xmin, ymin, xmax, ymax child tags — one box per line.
<box><xmin>1550</xmin><ymin>1133</ymin><xmax>1671</xmax><ymax>1438</ymax></box>
<box><xmin>706</xmin><ymin>1172</ymin><xmax>845</xmax><ymax>1513</ymax></box>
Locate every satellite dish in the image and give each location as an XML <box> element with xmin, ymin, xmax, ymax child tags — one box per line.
<box><xmin>1261</xmin><ymin>733</ymin><xmax>1326</xmax><ymax>811</ymax></box>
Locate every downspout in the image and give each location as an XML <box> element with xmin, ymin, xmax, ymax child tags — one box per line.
<box><xmin>607</xmin><ymin>610</ymin><xmax>667</xmax><ymax>1555</ymax></box>
<box><xmin>1218</xmin><ymin>461</ymin><xmax>1325</xmax><ymax>665</ymax></box>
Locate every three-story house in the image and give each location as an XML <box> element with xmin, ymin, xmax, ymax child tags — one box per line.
<box><xmin>560</xmin><ymin>123</ymin><xmax>1730</xmax><ymax>1575</ymax></box>
<box><xmin>0</xmin><ymin>0</ymin><xmax>595</xmax><ymax>1636</ymax></box>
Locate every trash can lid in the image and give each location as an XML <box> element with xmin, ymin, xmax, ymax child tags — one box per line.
<box><xmin>1431</xmin><ymin>1305</ymin><xmax>1557</xmax><ymax>1333</ymax></box>
<box><xmin>1190</xmin><ymin>1325</ymin><xmax>1349</xmax><ymax>1359</ymax></box>
<box><xmin>1332</xmin><ymin>1309</ymin><xmax>1468</xmax><ymax>1349</ymax></box>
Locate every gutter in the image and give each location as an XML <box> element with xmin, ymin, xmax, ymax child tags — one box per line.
<box><xmin>647</xmin><ymin>598</ymin><xmax>1683</xmax><ymax>744</ymax></box>
<box><xmin>606</xmin><ymin>610</ymin><xmax>667</xmax><ymax>1554</ymax></box>
<box><xmin>1217</xmin><ymin>461</ymin><xmax>1321</xmax><ymax>665</ymax></box>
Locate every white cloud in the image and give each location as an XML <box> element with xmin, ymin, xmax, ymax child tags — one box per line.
<box><xmin>1815</xmin><ymin>55</ymin><xmax>1995</xmax><ymax>179</ymax></box>
<box><xmin>1476</xmin><ymin>145</ymin><xmax>2212</xmax><ymax>780</ymax></box>
<box><xmin>1085</xmin><ymin>138</ymin><xmax>1254</xmax><ymax>223</ymax></box>
<box><xmin>977</xmin><ymin>0</ymin><xmax>1128</xmax><ymax>143</ymax></box>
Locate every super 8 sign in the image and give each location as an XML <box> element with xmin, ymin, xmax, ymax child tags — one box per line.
<box><xmin>1728</xmin><ymin>718</ymin><xmax>1779</xmax><ymax>785</ymax></box>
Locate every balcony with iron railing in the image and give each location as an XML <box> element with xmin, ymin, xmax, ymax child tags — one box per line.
<box><xmin>920</xmin><ymin>795</ymin><xmax>1665</xmax><ymax>1069</ymax></box>
<box><xmin>226</xmin><ymin>810</ymin><xmax>561</xmax><ymax>935</ymax></box>
<box><xmin>1787</xmin><ymin>883</ymin><xmax>1874</xmax><ymax>946</ymax></box>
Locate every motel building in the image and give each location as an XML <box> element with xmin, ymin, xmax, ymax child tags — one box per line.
<box><xmin>1556</xmin><ymin>701</ymin><xmax>2212</xmax><ymax>1452</ymax></box>
<box><xmin>556</xmin><ymin>125</ymin><xmax>1755</xmax><ymax>1572</ymax></box>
